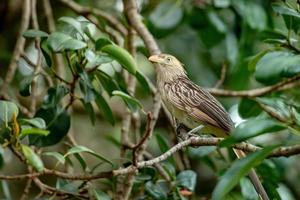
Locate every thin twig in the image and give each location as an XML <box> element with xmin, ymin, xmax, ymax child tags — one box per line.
<box><xmin>214</xmin><ymin>63</ymin><xmax>227</xmax><ymax>88</ymax></box>
<box><xmin>30</xmin><ymin>0</ymin><xmax>43</xmax><ymax>115</ymax></box>
<box><xmin>20</xmin><ymin>167</ymin><xmax>33</xmax><ymax>200</ymax></box>
<box><xmin>33</xmin><ymin>177</ymin><xmax>89</xmax><ymax>199</ymax></box>
<box><xmin>132</xmin><ymin>112</ymin><xmax>152</xmax><ymax>166</ymax></box>
<box><xmin>51</xmin><ymin>69</ymin><xmax>71</xmax><ymax>84</ymax></box>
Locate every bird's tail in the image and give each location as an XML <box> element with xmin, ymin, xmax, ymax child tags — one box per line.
<box><xmin>233</xmin><ymin>148</ymin><xmax>269</xmax><ymax>200</ymax></box>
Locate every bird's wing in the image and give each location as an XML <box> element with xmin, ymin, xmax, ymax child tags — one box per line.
<box><xmin>166</xmin><ymin>76</ymin><xmax>234</xmax><ymax>132</ymax></box>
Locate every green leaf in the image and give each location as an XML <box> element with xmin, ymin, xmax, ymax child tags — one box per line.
<box><xmin>74</xmin><ymin>153</ymin><xmax>87</xmax><ymax>171</ymax></box>
<box><xmin>213</xmin><ymin>0</ymin><xmax>230</xmax><ymax>8</ymax></box>
<box><xmin>95</xmin><ymin>38</ymin><xmax>113</xmax><ymax>51</ymax></box>
<box><xmin>47</xmin><ymin>32</ymin><xmax>87</xmax><ymax>52</ymax></box>
<box><xmin>145</xmin><ymin>181</ymin><xmax>168</xmax><ymax>200</ymax></box>
<box><xmin>207</xmin><ymin>11</ymin><xmax>227</xmax><ymax>33</ymax></box>
<box><xmin>248</xmin><ymin>50</ymin><xmax>270</xmax><ymax>72</ymax></box>
<box><xmin>220</xmin><ymin>118</ymin><xmax>285</xmax><ymax>147</ymax></box>
<box><xmin>23</xmin><ymin>29</ymin><xmax>48</xmax><ymax>38</ymax></box>
<box><xmin>21</xmin><ymin>144</ymin><xmax>44</xmax><ymax>172</ymax></box>
<box><xmin>79</xmin><ymin>73</ymin><xmax>95</xmax><ymax>103</ymax></box>
<box><xmin>58</xmin><ymin>17</ymin><xmax>84</xmax><ymax>36</ymax></box>
<box><xmin>93</xmin><ymin>189</ymin><xmax>111</xmax><ymax>200</ymax></box>
<box><xmin>42</xmin><ymin>85</ymin><xmax>69</xmax><ymax>109</ymax></box>
<box><xmin>41</xmin><ymin>38</ymin><xmax>52</xmax><ymax>67</ymax></box>
<box><xmin>0</xmin><ymin>101</ymin><xmax>19</xmax><ymax>126</ymax></box>
<box><xmin>43</xmin><ymin>152</ymin><xmax>65</xmax><ymax>164</ymax></box>
<box><xmin>136</xmin><ymin>70</ymin><xmax>151</xmax><ymax>94</ymax></box>
<box><xmin>101</xmin><ymin>44</ymin><xmax>136</xmax><ymax>74</ymax></box>
<box><xmin>81</xmin><ymin>101</ymin><xmax>96</xmax><ymax>125</ymax></box>
<box><xmin>64</xmin><ymin>145</ymin><xmax>113</xmax><ymax>166</ymax></box>
<box><xmin>156</xmin><ymin>134</ymin><xmax>169</xmax><ymax>153</ymax></box>
<box><xmin>260</xmin><ymin>30</ymin><xmax>287</xmax><ymax>43</ymax></box>
<box><xmin>112</xmin><ymin>90</ymin><xmax>142</xmax><ymax>112</ymax></box>
<box><xmin>176</xmin><ymin>170</ymin><xmax>197</xmax><ymax>192</ymax></box>
<box><xmin>225</xmin><ymin>33</ymin><xmax>238</xmax><ymax>65</ymax></box>
<box><xmin>162</xmin><ymin>162</ymin><xmax>176</xmax><ymax>179</ymax></box>
<box><xmin>244</xmin><ymin>2</ymin><xmax>267</xmax><ymax>31</ymax></box>
<box><xmin>254</xmin><ymin>51</ymin><xmax>300</xmax><ymax>85</ymax></box>
<box><xmin>149</xmin><ymin>0</ymin><xmax>183</xmax><ymax>30</ymax></box>
<box><xmin>138</xmin><ymin>167</ymin><xmax>157</xmax><ymax>182</ymax></box>
<box><xmin>0</xmin><ymin>181</ymin><xmax>11</xmax><ymax>200</ymax></box>
<box><xmin>94</xmin><ymin>70</ymin><xmax>119</xmax><ymax>96</ymax></box>
<box><xmin>29</xmin><ymin>108</ymin><xmax>70</xmax><ymax>147</ymax></box>
<box><xmin>20</xmin><ymin>117</ymin><xmax>46</xmax><ymax>129</ymax></box>
<box><xmin>19</xmin><ymin>75</ymin><xmax>34</xmax><ymax>97</ymax></box>
<box><xmin>238</xmin><ymin>98</ymin><xmax>262</xmax><ymax>118</ymax></box>
<box><xmin>19</xmin><ymin>127</ymin><xmax>49</xmax><ymax>138</ymax></box>
<box><xmin>94</xmin><ymin>92</ymin><xmax>115</xmax><ymax>125</ymax></box>
<box><xmin>272</xmin><ymin>2</ymin><xmax>300</xmax><ymax>19</ymax></box>
<box><xmin>212</xmin><ymin>146</ymin><xmax>276</xmax><ymax>200</ymax></box>
<box><xmin>240</xmin><ymin>178</ymin><xmax>259</xmax><ymax>200</ymax></box>
<box><xmin>85</xmin><ymin>55</ymin><xmax>113</xmax><ymax>69</ymax></box>
<box><xmin>188</xmin><ymin>146</ymin><xmax>217</xmax><ymax>158</ymax></box>
<box><xmin>55</xmin><ymin>178</ymin><xmax>77</xmax><ymax>193</ymax></box>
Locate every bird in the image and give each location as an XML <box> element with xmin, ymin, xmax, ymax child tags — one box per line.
<box><xmin>148</xmin><ymin>53</ymin><xmax>269</xmax><ymax>200</ymax></box>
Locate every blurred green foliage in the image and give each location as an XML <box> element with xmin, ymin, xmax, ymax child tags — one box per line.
<box><xmin>1</xmin><ymin>0</ymin><xmax>300</xmax><ymax>199</ymax></box>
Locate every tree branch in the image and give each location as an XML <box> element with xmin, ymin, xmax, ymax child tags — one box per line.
<box><xmin>116</xmin><ymin>26</ymin><xmax>138</xmax><ymax>200</ymax></box>
<box><xmin>29</xmin><ymin>0</ymin><xmax>42</xmax><ymax>116</ymax></box>
<box><xmin>208</xmin><ymin>74</ymin><xmax>300</xmax><ymax>97</ymax></box>
<box><xmin>1</xmin><ymin>137</ymin><xmax>300</xmax><ymax>181</ymax></box>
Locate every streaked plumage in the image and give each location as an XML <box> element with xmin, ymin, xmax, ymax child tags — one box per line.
<box><xmin>149</xmin><ymin>53</ymin><xmax>269</xmax><ymax>200</ymax></box>
<box><xmin>150</xmin><ymin>54</ymin><xmax>233</xmax><ymax>137</ymax></box>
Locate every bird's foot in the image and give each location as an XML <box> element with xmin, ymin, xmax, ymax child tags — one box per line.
<box><xmin>176</xmin><ymin>123</ymin><xmax>189</xmax><ymax>141</ymax></box>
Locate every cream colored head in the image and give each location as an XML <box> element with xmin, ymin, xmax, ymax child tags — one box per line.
<box><xmin>148</xmin><ymin>54</ymin><xmax>187</xmax><ymax>82</ymax></box>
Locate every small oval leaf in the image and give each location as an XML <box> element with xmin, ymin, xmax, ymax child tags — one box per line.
<box><xmin>20</xmin><ymin>118</ymin><xmax>46</xmax><ymax>129</ymax></box>
<box><xmin>254</xmin><ymin>51</ymin><xmax>300</xmax><ymax>85</ymax></box>
<box><xmin>23</xmin><ymin>29</ymin><xmax>49</xmax><ymax>38</ymax></box>
<box><xmin>112</xmin><ymin>90</ymin><xmax>142</xmax><ymax>112</ymax></box>
<box><xmin>238</xmin><ymin>98</ymin><xmax>262</xmax><ymax>118</ymax></box>
<box><xmin>19</xmin><ymin>127</ymin><xmax>49</xmax><ymax>138</ymax></box>
<box><xmin>176</xmin><ymin>170</ymin><xmax>197</xmax><ymax>192</ymax></box>
<box><xmin>47</xmin><ymin>32</ymin><xmax>87</xmax><ymax>52</ymax></box>
<box><xmin>21</xmin><ymin>145</ymin><xmax>44</xmax><ymax>172</ymax></box>
<box><xmin>65</xmin><ymin>145</ymin><xmax>113</xmax><ymax>166</ymax></box>
<box><xmin>220</xmin><ymin>118</ymin><xmax>285</xmax><ymax>147</ymax></box>
<box><xmin>94</xmin><ymin>92</ymin><xmax>115</xmax><ymax>125</ymax></box>
<box><xmin>0</xmin><ymin>101</ymin><xmax>19</xmax><ymax>126</ymax></box>
<box><xmin>43</xmin><ymin>152</ymin><xmax>65</xmax><ymax>165</ymax></box>
<box><xmin>101</xmin><ymin>44</ymin><xmax>136</xmax><ymax>74</ymax></box>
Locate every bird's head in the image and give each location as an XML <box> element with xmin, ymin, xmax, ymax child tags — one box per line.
<box><xmin>148</xmin><ymin>54</ymin><xmax>186</xmax><ymax>81</ymax></box>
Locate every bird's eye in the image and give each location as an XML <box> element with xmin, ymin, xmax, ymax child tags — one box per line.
<box><xmin>166</xmin><ymin>57</ymin><xmax>172</xmax><ymax>62</ymax></box>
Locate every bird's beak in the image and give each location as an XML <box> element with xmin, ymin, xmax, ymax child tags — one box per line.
<box><xmin>148</xmin><ymin>55</ymin><xmax>164</xmax><ymax>63</ymax></box>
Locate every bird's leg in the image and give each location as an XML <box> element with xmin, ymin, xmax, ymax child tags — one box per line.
<box><xmin>175</xmin><ymin>121</ymin><xmax>190</xmax><ymax>141</ymax></box>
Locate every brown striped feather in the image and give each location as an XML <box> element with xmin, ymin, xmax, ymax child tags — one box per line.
<box><xmin>165</xmin><ymin>76</ymin><xmax>234</xmax><ymax>133</ymax></box>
